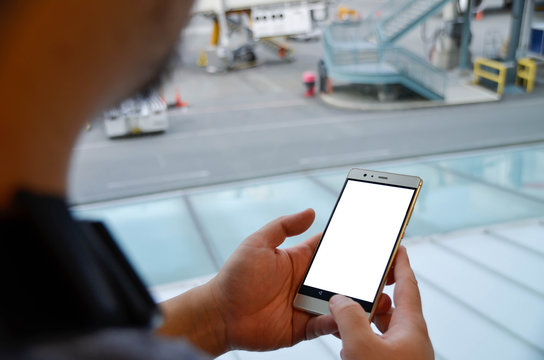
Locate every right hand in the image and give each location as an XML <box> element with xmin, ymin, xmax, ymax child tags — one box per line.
<box><xmin>328</xmin><ymin>246</ymin><xmax>434</xmax><ymax>360</ymax></box>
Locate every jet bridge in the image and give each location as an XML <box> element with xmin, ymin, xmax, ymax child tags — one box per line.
<box><xmin>191</xmin><ymin>0</ymin><xmax>329</xmax><ymax>71</ymax></box>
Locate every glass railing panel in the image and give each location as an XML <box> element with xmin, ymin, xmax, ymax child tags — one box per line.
<box><xmin>73</xmin><ymin>197</ymin><xmax>217</xmax><ymax>286</ymax></box>
<box><xmin>379</xmin><ymin>162</ymin><xmax>544</xmax><ymax>237</ymax></box>
<box><xmin>187</xmin><ymin>177</ymin><xmax>337</xmax><ymax>264</ymax></box>
<box><xmin>310</xmin><ymin>171</ymin><xmax>346</xmax><ymax>195</ymax></box>
<box><xmin>434</xmin><ymin>146</ymin><xmax>544</xmax><ymax>201</ymax></box>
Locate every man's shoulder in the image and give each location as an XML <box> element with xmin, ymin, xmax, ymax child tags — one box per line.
<box><xmin>3</xmin><ymin>329</ymin><xmax>211</xmax><ymax>360</ymax></box>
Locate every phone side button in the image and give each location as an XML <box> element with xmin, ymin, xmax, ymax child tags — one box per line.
<box><xmin>401</xmin><ymin>231</ymin><xmax>405</xmax><ymax>239</ymax></box>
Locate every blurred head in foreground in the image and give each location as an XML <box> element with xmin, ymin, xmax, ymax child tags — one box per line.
<box><xmin>0</xmin><ymin>0</ymin><xmax>194</xmax><ymax>205</ymax></box>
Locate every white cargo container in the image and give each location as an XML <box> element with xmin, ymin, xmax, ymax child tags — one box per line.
<box><xmin>251</xmin><ymin>3</ymin><xmax>313</xmax><ymax>39</ymax></box>
<box><xmin>192</xmin><ymin>0</ymin><xmax>327</xmax><ymax>39</ymax></box>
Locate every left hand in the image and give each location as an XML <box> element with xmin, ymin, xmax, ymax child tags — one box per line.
<box><xmin>208</xmin><ymin>208</ymin><xmax>336</xmax><ymax>352</ymax></box>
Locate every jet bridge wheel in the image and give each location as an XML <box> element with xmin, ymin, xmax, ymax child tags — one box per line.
<box><xmin>233</xmin><ymin>44</ymin><xmax>257</xmax><ymax>63</ymax></box>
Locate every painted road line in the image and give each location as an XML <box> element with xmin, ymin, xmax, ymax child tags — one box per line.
<box><xmin>106</xmin><ymin>170</ymin><xmax>210</xmax><ymax>189</ymax></box>
<box><xmin>298</xmin><ymin>149</ymin><xmax>391</xmax><ymax>166</ymax></box>
<box><xmin>168</xmin><ymin>98</ymin><xmax>307</xmax><ymax>115</ymax></box>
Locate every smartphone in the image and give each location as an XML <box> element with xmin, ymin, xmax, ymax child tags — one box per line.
<box><xmin>294</xmin><ymin>168</ymin><xmax>422</xmax><ymax>319</ymax></box>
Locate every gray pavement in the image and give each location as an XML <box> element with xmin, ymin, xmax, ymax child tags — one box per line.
<box><xmin>68</xmin><ymin>5</ymin><xmax>544</xmax><ymax>204</ymax></box>
<box><xmin>69</xmin><ymin>89</ymin><xmax>544</xmax><ymax>204</ymax></box>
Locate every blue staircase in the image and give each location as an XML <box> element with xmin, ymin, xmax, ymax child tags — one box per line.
<box><xmin>323</xmin><ymin>0</ymin><xmax>453</xmax><ymax>100</ymax></box>
<box><xmin>373</xmin><ymin>0</ymin><xmax>453</xmax><ymax>43</ymax></box>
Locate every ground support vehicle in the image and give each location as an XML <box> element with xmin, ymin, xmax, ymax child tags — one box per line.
<box><xmin>103</xmin><ymin>94</ymin><xmax>168</xmax><ymax>138</ymax></box>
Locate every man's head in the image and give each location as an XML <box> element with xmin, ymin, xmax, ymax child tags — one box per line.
<box><xmin>2</xmin><ymin>0</ymin><xmax>193</xmax><ymax>108</ymax></box>
<box><xmin>0</xmin><ymin>0</ymin><xmax>194</xmax><ymax>204</ymax></box>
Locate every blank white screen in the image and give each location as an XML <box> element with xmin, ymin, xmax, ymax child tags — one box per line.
<box><xmin>304</xmin><ymin>179</ymin><xmax>415</xmax><ymax>302</ymax></box>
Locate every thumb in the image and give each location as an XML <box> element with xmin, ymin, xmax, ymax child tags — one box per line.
<box><xmin>329</xmin><ymin>295</ymin><xmax>374</xmax><ymax>350</ymax></box>
<box><xmin>248</xmin><ymin>208</ymin><xmax>315</xmax><ymax>249</ymax></box>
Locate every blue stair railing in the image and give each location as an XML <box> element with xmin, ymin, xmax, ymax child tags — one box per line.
<box><xmin>323</xmin><ymin>18</ymin><xmax>448</xmax><ymax>100</ymax></box>
<box><xmin>376</xmin><ymin>0</ymin><xmax>454</xmax><ymax>43</ymax></box>
<box><xmin>382</xmin><ymin>47</ymin><xmax>446</xmax><ymax>99</ymax></box>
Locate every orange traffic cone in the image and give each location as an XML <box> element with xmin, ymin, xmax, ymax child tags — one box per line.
<box><xmin>175</xmin><ymin>88</ymin><xmax>188</xmax><ymax>108</ymax></box>
<box><xmin>475</xmin><ymin>10</ymin><xmax>483</xmax><ymax>21</ymax></box>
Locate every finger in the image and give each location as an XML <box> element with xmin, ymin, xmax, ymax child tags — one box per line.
<box><xmin>392</xmin><ymin>246</ymin><xmax>423</xmax><ymax>316</ymax></box>
<box><xmin>296</xmin><ymin>231</ymin><xmax>322</xmax><ymax>253</ymax></box>
<box><xmin>288</xmin><ymin>230</ymin><xmax>321</xmax><ymax>262</ymax></box>
<box><xmin>305</xmin><ymin>314</ymin><xmax>338</xmax><ymax>340</ymax></box>
<box><xmin>374</xmin><ymin>293</ymin><xmax>392</xmax><ymax>315</ymax></box>
<box><xmin>248</xmin><ymin>208</ymin><xmax>315</xmax><ymax>248</ymax></box>
<box><xmin>289</xmin><ymin>232</ymin><xmax>322</xmax><ymax>280</ymax></box>
<box><xmin>385</xmin><ymin>247</ymin><xmax>402</xmax><ymax>285</ymax></box>
<box><xmin>290</xmin><ymin>231</ymin><xmax>321</xmax><ymax>255</ymax></box>
<box><xmin>373</xmin><ymin>309</ymin><xmax>393</xmax><ymax>334</ymax></box>
<box><xmin>329</xmin><ymin>295</ymin><xmax>373</xmax><ymax>347</ymax></box>
<box><xmin>369</xmin><ymin>294</ymin><xmax>392</xmax><ymax>334</ymax></box>
<box><xmin>386</xmin><ymin>263</ymin><xmax>396</xmax><ymax>285</ymax></box>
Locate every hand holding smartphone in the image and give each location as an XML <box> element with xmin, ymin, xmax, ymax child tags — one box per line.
<box><xmin>294</xmin><ymin>168</ymin><xmax>422</xmax><ymax>320</ymax></box>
